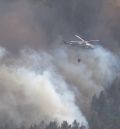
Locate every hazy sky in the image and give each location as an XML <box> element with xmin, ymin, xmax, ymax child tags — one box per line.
<box><xmin>0</xmin><ymin>0</ymin><xmax>120</xmax><ymax>52</ymax></box>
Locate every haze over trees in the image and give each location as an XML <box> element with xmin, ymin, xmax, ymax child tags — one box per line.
<box><xmin>89</xmin><ymin>76</ymin><xmax>120</xmax><ymax>129</ymax></box>
<box><xmin>0</xmin><ymin>120</ymin><xmax>86</xmax><ymax>129</ymax></box>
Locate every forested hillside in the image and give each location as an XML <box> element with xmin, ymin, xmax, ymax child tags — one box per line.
<box><xmin>0</xmin><ymin>120</ymin><xmax>85</xmax><ymax>129</ymax></box>
<box><xmin>90</xmin><ymin>76</ymin><xmax>120</xmax><ymax>129</ymax></box>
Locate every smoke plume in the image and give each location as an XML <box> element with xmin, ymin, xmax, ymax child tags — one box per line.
<box><xmin>0</xmin><ymin>47</ymin><xmax>88</xmax><ymax>127</ymax></box>
<box><xmin>0</xmin><ymin>44</ymin><xmax>118</xmax><ymax>127</ymax></box>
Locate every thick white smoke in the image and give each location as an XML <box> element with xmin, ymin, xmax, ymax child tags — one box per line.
<box><xmin>52</xmin><ymin>45</ymin><xmax>119</xmax><ymax>113</ymax></box>
<box><xmin>0</xmin><ymin>45</ymin><xmax>119</xmax><ymax>128</ymax></box>
<box><xmin>0</xmin><ymin>47</ymin><xmax>88</xmax><ymax>127</ymax></box>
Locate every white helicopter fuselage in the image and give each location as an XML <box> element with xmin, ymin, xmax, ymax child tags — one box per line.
<box><xmin>69</xmin><ymin>41</ymin><xmax>95</xmax><ymax>48</ymax></box>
